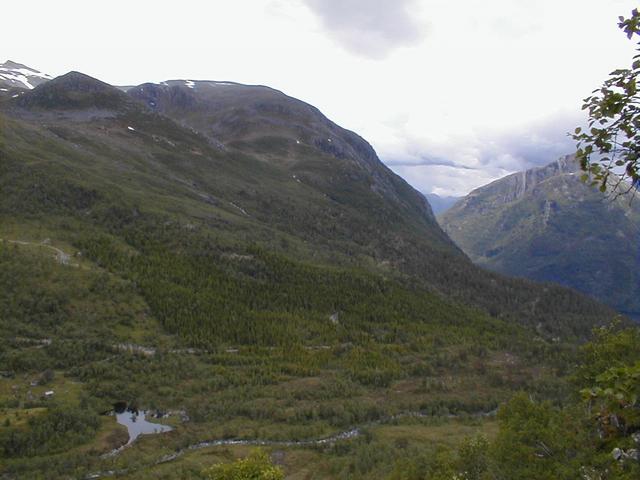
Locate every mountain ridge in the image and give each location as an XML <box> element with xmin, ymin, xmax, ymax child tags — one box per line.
<box><xmin>440</xmin><ymin>155</ymin><xmax>640</xmax><ymax>314</ymax></box>
<box><xmin>0</xmin><ymin>68</ymin><xmax>617</xmax><ymax>336</ymax></box>
<box><xmin>126</xmin><ymin>79</ymin><xmax>441</xmax><ymax>226</ymax></box>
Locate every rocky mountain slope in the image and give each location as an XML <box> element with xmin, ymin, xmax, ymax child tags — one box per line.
<box><xmin>440</xmin><ymin>156</ymin><xmax>640</xmax><ymax>315</ymax></box>
<box><xmin>0</xmin><ymin>60</ymin><xmax>51</xmax><ymax>91</ymax></box>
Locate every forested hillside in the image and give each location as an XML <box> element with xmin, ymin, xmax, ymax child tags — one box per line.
<box><xmin>0</xmin><ymin>72</ymin><xmax>623</xmax><ymax>479</ymax></box>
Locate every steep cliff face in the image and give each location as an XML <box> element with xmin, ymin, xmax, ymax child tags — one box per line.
<box><xmin>441</xmin><ymin>156</ymin><xmax>640</xmax><ymax>314</ymax></box>
<box><xmin>452</xmin><ymin>156</ymin><xmax>581</xmax><ymax>212</ymax></box>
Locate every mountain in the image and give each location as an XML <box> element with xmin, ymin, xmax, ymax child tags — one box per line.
<box><xmin>14</xmin><ymin>71</ymin><xmax>136</xmax><ymax>111</ymax></box>
<box><xmin>424</xmin><ymin>192</ymin><xmax>461</xmax><ymax>215</ymax></box>
<box><xmin>0</xmin><ymin>68</ymin><xmax>619</xmax><ymax>478</ymax></box>
<box><xmin>0</xmin><ymin>71</ymin><xmax>614</xmax><ymax>338</ymax></box>
<box><xmin>440</xmin><ymin>155</ymin><xmax>640</xmax><ymax>315</ymax></box>
<box><xmin>127</xmin><ymin>80</ymin><xmax>441</xmax><ymax>221</ymax></box>
<box><xmin>0</xmin><ymin>60</ymin><xmax>51</xmax><ymax>91</ymax></box>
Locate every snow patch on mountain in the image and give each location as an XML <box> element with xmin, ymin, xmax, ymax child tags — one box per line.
<box><xmin>0</xmin><ymin>60</ymin><xmax>51</xmax><ymax>90</ymax></box>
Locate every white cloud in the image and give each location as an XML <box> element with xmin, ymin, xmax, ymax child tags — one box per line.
<box><xmin>382</xmin><ymin>110</ymin><xmax>583</xmax><ymax>195</ymax></box>
<box><xmin>302</xmin><ymin>0</ymin><xmax>426</xmax><ymax>58</ymax></box>
<box><xmin>392</xmin><ymin>163</ymin><xmax>509</xmax><ymax>198</ymax></box>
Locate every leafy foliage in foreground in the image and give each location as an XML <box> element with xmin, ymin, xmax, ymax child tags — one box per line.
<box><xmin>573</xmin><ymin>9</ymin><xmax>640</xmax><ymax>195</ymax></box>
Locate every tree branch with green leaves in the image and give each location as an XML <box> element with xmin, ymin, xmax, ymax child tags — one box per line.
<box><xmin>573</xmin><ymin>9</ymin><xmax>640</xmax><ymax>197</ymax></box>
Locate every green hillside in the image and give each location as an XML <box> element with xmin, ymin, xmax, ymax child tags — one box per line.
<box><xmin>0</xmin><ymin>74</ymin><xmax>620</xmax><ymax>479</ymax></box>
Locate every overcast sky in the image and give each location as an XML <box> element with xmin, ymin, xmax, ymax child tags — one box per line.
<box><xmin>2</xmin><ymin>0</ymin><xmax>638</xmax><ymax>195</ymax></box>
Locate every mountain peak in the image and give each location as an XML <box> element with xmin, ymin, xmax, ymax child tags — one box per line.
<box><xmin>0</xmin><ymin>60</ymin><xmax>51</xmax><ymax>90</ymax></box>
<box><xmin>15</xmin><ymin>71</ymin><xmax>135</xmax><ymax>111</ymax></box>
<box><xmin>2</xmin><ymin>60</ymin><xmax>33</xmax><ymax>70</ymax></box>
<box><xmin>44</xmin><ymin>71</ymin><xmax>114</xmax><ymax>92</ymax></box>
<box><xmin>538</xmin><ymin>154</ymin><xmax>581</xmax><ymax>178</ymax></box>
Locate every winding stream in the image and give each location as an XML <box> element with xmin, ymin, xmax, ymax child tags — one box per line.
<box><xmin>87</xmin><ymin>408</ymin><xmax>496</xmax><ymax>479</ymax></box>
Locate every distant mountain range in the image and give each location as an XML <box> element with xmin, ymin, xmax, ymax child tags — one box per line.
<box><xmin>423</xmin><ymin>193</ymin><xmax>461</xmax><ymax>215</ymax></box>
<box><xmin>440</xmin><ymin>156</ymin><xmax>640</xmax><ymax>315</ymax></box>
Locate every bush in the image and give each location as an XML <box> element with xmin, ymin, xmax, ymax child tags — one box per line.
<box><xmin>203</xmin><ymin>449</ymin><xmax>284</xmax><ymax>480</ymax></box>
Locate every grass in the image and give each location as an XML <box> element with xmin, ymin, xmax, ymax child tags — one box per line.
<box><xmin>0</xmin><ymin>372</ymin><xmax>83</xmax><ymax>406</ymax></box>
<box><xmin>77</xmin><ymin>416</ymin><xmax>128</xmax><ymax>454</ymax></box>
<box><xmin>0</xmin><ymin>408</ymin><xmax>47</xmax><ymax>428</ymax></box>
<box><xmin>116</xmin><ymin>417</ymin><xmax>498</xmax><ymax>479</ymax></box>
<box><xmin>372</xmin><ymin>417</ymin><xmax>498</xmax><ymax>448</ymax></box>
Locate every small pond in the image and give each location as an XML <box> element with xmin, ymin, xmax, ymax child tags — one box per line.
<box><xmin>114</xmin><ymin>407</ymin><xmax>173</xmax><ymax>444</ymax></box>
